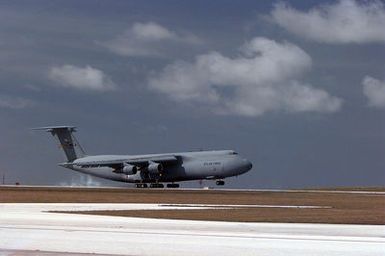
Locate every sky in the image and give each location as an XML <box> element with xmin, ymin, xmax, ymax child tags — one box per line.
<box><xmin>0</xmin><ymin>0</ymin><xmax>384</xmax><ymax>188</ymax></box>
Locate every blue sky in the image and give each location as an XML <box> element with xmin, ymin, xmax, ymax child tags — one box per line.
<box><xmin>0</xmin><ymin>0</ymin><xmax>384</xmax><ymax>188</ymax></box>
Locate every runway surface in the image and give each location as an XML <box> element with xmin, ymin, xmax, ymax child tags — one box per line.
<box><xmin>1</xmin><ymin>203</ymin><xmax>384</xmax><ymax>256</ymax></box>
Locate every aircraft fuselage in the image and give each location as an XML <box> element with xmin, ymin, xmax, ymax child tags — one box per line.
<box><xmin>65</xmin><ymin>150</ymin><xmax>252</xmax><ymax>184</ymax></box>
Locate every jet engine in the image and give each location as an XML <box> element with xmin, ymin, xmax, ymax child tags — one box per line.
<box><xmin>116</xmin><ymin>163</ymin><xmax>137</xmax><ymax>175</ymax></box>
<box><xmin>147</xmin><ymin>162</ymin><xmax>163</xmax><ymax>174</ymax></box>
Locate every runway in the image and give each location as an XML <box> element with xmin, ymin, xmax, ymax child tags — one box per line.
<box><xmin>1</xmin><ymin>203</ymin><xmax>384</xmax><ymax>256</ymax></box>
<box><xmin>2</xmin><ymin>185</ymin><xmax>385</xmax><ymax>194</ymax></box>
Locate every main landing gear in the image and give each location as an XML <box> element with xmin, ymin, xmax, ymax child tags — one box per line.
<box><xmin>167</xmin><ymin>183</ymin><xmax>180</xmax><ymax>188</ymax></box>
<box><xmin>135</xmin><ymin>183</ymin><xmax>180</xmax><ymax>188</ymax></box>
<box><xmin>216</xmin><ymin>180</ymin><xmax>225</xmax><ymax>186</ymax></box>
<box><xmin>150</xmin><ymin>183</ymin><xmax>164</xmax><ymax>188</ymax></box>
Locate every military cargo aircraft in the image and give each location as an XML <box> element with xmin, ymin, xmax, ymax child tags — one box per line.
<box><xmin>35</xmin><ymin>126</ymin><xmax>252</xmax><ymax>188</ymax></box>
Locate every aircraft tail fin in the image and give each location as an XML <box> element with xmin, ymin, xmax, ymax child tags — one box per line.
<box><xmin>33</xmin><ymin>126</ymin><xmax>86</xmax><ymax>162</ymax></box>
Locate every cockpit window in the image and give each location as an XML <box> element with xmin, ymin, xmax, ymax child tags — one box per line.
<box><xmin>230</xmin><ymin>151</ymin><xmax>238</xmax><ymax>155</ymax></box>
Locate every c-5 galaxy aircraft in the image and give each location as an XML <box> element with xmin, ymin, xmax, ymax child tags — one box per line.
<box><xmin>35</xmin><ymin>126</ymin><xmax>252</xmax><ymax>188</ymax></box>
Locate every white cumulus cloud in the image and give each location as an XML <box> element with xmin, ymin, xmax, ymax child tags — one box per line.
<box><xmin>0</xmin><ymin>95</ymin><xmax>34</xmax><ymax>109</ymax></box>
<box><xmin>271</xmin><ymin>0</ymin><xmax>385</xmax><ymax>44</ymax></box>
<box><xmin>149</xmin><ymin>37</ymin><xmax>342</xmax><ymax>117</ymax></box>
<box><xmin>363</xmin><ymin>76</ymin><xmax>385</xmax><ymax>108</ymax></box>
<box><xmin>49</xmin><ymin>65</ymin><xmax>115</xmax><ymax>91</ymax></box>
<box><xmin>101</xmin><ymin>22</ymin><xmax>201</xmax><ymax>57</ymax></box>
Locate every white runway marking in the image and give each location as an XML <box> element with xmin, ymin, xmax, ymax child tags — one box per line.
<box><xmin>0</xmin><ymin>203</ymin><xmax>331</xmax><ymax>213</ymax></box>
<box><xmin>0</xmin><ymin>203</ymin><xmax>384</xmax><ymax>256</ymax></box>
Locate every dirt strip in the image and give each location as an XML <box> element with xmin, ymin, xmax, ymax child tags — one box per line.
<box><xmin>70</xmin><ymin>207</ymin><xmax>384</xmax><ymax>224</ymax></box>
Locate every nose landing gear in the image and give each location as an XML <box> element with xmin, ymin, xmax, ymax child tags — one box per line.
<box><xmin>216</xmin><ymin>180</ymin><xmax>225</xmax><ymax>186</ymax></box>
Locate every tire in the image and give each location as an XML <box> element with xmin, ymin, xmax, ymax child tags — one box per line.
<box><xmin>216</xmin><ymin>180</ymin><xmax>225</xmax><ymax>186</ymax></box>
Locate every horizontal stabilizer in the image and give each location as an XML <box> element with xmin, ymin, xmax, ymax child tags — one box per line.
<box><xmin>32</xmin><ymin>126</ymin><xmax>76</xmax><ymax>132</ymax></box>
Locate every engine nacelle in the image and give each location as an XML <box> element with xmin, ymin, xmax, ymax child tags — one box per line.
<box><xmin>147</xmin><ymin>162</ymin><xmax>163</xmax><ymax>175</ymax></box>
<box><xmin>120</xmin><ymin>164</ymin><xmax>137</xmax><ymax>175</ymax></box>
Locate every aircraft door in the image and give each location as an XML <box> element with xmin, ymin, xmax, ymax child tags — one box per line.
<box><xmin>214</xmin><ymin>161</ymin><xmax>223</xmax><ymax>173</ymax></box>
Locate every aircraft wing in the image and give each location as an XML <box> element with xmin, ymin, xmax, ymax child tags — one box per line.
<box><xmin>126</xmin><ymin>155</ymin><xmax>179</xmax><ymax>165</ymax></box>
<box><xmin>72</xmin><ymin>155</ymin><xmax>180</xmax><ymax>169</ymax></box>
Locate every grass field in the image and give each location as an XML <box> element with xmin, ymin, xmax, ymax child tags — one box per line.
<box><xmin>1</xmin><ymin>186</ymin><xmax>384</xmax><ymax>224</ymax></box>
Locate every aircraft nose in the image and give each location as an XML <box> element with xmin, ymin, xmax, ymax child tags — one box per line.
<box><xmin>242</xmin><ymin>159</ymin><xmax>253</xmax><ymax>172</ymax></box>
<box><xmin>246</xmin><ymin>160</ymin><xmax>252</xmax><ymax>170</ymax></box>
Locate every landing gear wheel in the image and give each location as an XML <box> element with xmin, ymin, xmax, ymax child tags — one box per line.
<box><xmin>216</xmin><ymin>180</ymin><xmax>225</xmax><ymax>186</ymax></box>
<box><xmin>150</xmin><ymin>183</ymin><xmax>164</xmax><ymax>188</ymax></box>
<box><xmin>136</xmin><ymin>183</ymin><xmax>148</xmax><ymax>188</ymax></box>
<box><xmin>167</xmin><ymin>183</ymin><xmax>180</xmax><ymax>188</ymax></box>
